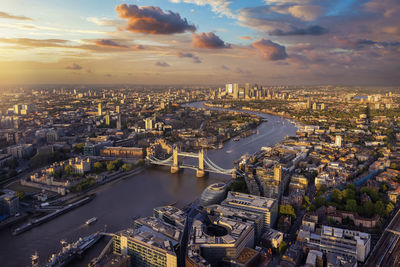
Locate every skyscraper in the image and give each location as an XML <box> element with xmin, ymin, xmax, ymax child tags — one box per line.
<box><xmin>335</xmin><ymin>135</ymin><xmax>342</xmax><ymax>147</ymax></box>
<box><xmin>233</xmin><ymin>83</ymin><xmax>239</xmax><ymax>99</ymax></box>
<box><xmin>98</xmin><ymin>103</ymin><xmax>102</xmax><ymax>116</ymax></box>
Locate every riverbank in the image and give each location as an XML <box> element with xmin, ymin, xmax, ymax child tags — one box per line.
<box><xmin>204</xmin><ymin>101</ymin><xmax>302</xmax><ymax>124</ymax></box>
<box><xmin>0</xmin><ymin>102</ymin><xmax>297</xmax><ymax>267</ymax></box>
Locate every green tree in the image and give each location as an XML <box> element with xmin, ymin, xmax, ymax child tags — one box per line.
<box><xmin>64</xmin><ymin>165</ymin><xmax>73</xmax><ymax>176</ymax></box>
<box><xmin>106</xmin><ymin>161</ymin><xmax>116</xmax><ymax>171</ymax></box>
<box><xmin>122</xmin><ymin>163</ymin><xmax>133</xmax><ymax>172</ymax></box>
<box><xmin>303</xmin><ymin>196</ymin><xmax>311</xmax><ymax>206</ymax></box>
<box><xmin>346</xmin><ymin>183</ymin><xmax>356</xmax><ymax>192</ymax></box>
<box><xmin>345</xmin><ymin>199</ymin><xmax>358</xmax><ymax>212</ymax></box>
<box><xmin>280</xmin><ymin>205</ymin><xmax>296</xmax><ymax>220</ymax></box>
<box><xmin>380</xmin><ymin>183</ymin><xmax>388</xmax><ymax>193</ymax></box>
<box><xmin>360</xmin><ymin>201</ymin><xmax>375</xmax><ymax>218</ymax></box>
<box><xmin>315</xmin><ymin>196</ymin><xmax>326</xmax><ymax>208</ymax></box>
<box><xmin>73</xmin><ymin>143</ymin><xmax>85</xmax><ymax>154</ymax></box>
<box><xmin>228</xmin><ymin>176</ymin><xmax>249</xmax><ymax>194</ymax></box>
<box><xmin>360</xmin><ymin>186</ymin><xmax>379</xmax><ymax>202</ymax></box>
<box><xmin>15</xmin><ymin>191</ymin><xmax>25</xmax><ymax>199</ymax></box>
<box><xmin>386</xmin><ymin>202</ymin><xmax>395</xmax><ymax>216</ymax></box>
<box><xmin>374</xmin><ymin>201</ymin><xmax>386</xmax><ymax>217</ymax></box>
<box><xmin>343</xmin><ymin>188</ymin><xmax>356</xmax><ymax>200</ymax></box>
<box><xmin>332</xmin><ymin>189</ymin><xmax>343</xmax><ymax>204</ymax></box>
<box><xmin>93</xmin><ymin>162</ymin><xmax>104</xmax><ymax>173</ymax></box>
<box><xmin>278</xmin><ymin>241</ymin><xmax>287</xmax><ymax>255</ymax></box>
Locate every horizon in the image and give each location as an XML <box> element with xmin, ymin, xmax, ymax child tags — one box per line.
<box><xmin>0</xmin><ymin>0</ymin><xmax>399</xmax><ymax>86</ymax></box>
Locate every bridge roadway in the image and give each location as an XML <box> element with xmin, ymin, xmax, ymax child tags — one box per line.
<box><xmin>365</xmin><ymin>206</ymin><xmax>400</xmax><ymax>266</ymax></box>
<box><xmin>147</xmin><ymin>147</ymin><xmax>235</xmax><ymax>176</ymax></box>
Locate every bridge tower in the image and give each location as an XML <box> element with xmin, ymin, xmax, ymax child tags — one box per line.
<box><xmin>171</xmin><ymin>146</ymin><xmax>180</xmax><ymax>173</ymax></box>
<box><xmin>196</xmin><ymin>148</ymin><xmax>208</xmax><ymax>178</ymax></box>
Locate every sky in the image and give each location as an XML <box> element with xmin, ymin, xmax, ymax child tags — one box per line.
<box><xmin>0</xmin><ymin>0</ymin><xmax>399</xmax><ymax>86</ymax></box>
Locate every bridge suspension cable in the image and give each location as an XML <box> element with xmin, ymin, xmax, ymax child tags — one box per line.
<box><xmin>204</xmin><ymin>157</ymin><xmax>233</xmax><ymax>174</ymax></box>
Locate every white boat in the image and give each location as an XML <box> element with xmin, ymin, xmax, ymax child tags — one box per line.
<box><xmin>85</xmin><ymin>217</ymin><xmax>97</xmax><ymax>225</ymax></box>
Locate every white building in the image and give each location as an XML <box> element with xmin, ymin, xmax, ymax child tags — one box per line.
<box><xmin>335</xmin><ymin>135</ymin><xmax>342</xmax><ymax>147</ymax></box>
<box><xmin>221</xmin><ymin>191</ymin><xmax>278</xmax><ymax>231</ymax></box>
<box><xmin>302</xmin><ymin>225</ymin><xmax>371</xmax><ymax>262</ymax></box>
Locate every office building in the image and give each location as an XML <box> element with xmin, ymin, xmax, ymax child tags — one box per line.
<box><xmin>204</xmin><ymin>204</ymin><xmax>264</xmax><ymax>239</ymax></box>
<box><xmin>144</xmin><ymin>117</ymin><xmax>154</xmax><ymax>130</ymax></box>
<box><xmin>335</xmin><ymin>135</ymin><xmax>342</xmax><ymax>147</ymax></box>
<box><xmin>199</xmin><ymin>183</ymin><xmax>227</xmax><ymax>206</ymax></box>
<box><xmin>153</xmin><ymin>206</ymin><xmax>186</xmax><ymax>229</ymax></box>
<box><xmin>7</xmin><ymin>144</ymin><xmax>34</xmax><ymax>159</ymax></box>
<box><xmin>83</xmin><ymin>141</ymin><xmax>112</xmax><ymax>156</ymax></box>
<box><xmin>187</xmin><ymin>216</ymin><xmax>255</xmax><ymax>266</ymax></box>
<box><xmin>113</xmin><ymin>227</ymin><xmax>178</xmax><ymax>267</ymax></box>
<box><xmin>105</xmin><ymin>114</ymin><xmax>110</xmax><ymax>126</ymax></box>
<box><xmin>0</xmin><ymin>190</ymin><xmax>19</xmax><ymax>216</ymax></box>
<box><xmin>98</xmin><ymin>103</ymin><xmax>102</xmax><ymax>116</ymax></box>
<box><xmin>221</xmin><ymin>191</ymin><xmax>278</xmax><ymax>231</ymax></box>
<box><xmin>233</xmin><ymin>83</ymin><xmax>239</xmax><ymax>99</ymax></box>
<box><xmin>301</xmin><ymin>225</ymin><xmax>371</xmax><ymax>262</ymax></box>
<box><xmin>100</xmin><ymin>147</ymin><xmax>144</xmax><ymax>159</ymax></box>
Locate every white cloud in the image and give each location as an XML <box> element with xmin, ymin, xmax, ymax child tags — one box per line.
<box><xmin>169</xmin><ymin>0</ymin><xmax>235</xmax><ymax>18</ymax></box>
<box><xmin>87</xmin><ymin>17</ymin><xmax>123</xmax><ymax>27</ymax></box>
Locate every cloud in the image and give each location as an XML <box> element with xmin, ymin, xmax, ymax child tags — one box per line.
<box><xmin>155</xmin><ymin>61</ymin><xmax>170</xmax><ymax>67</ymax></box>
<box><xmin>270</xmin><ymin>25</ymin><xmax>328</xmax><ymax>36</ymax></box>
<box><xmin>221</xmin><ymin>64</ymin><xmax>230</xmax><ymax>70</ymax></box>
<box><xmin>192</xmin><ymin>32</ymin><xmax>231</xmax><ymax>49</ymax></box>
<box><xmin>364</xmin><ymin>0</ymin><xmax>400</xmax><ymax>18</ymax></box>
<box><xmin>234</xmin><ymin>67</ymin><xmax>252</xmax><ymax>75</ymax></box>
<box><xmin>252</xmin><ymin>39</ymin><xmax>288</xmax><ymax>60</ymax></box>
<box><xmin>87</xmin><ymin>17</ymin><xmax>123</xmax><ymax>27</ymax></box>
<box><xmin>115</xmin><ymin>4</ymin><xmax>196</xmax><ymax>34</ymax></box>
<box><xmin>0</xmin><ymin>11</ymin><xmax>32</xmax><ymax>21</ymax></box>
<box><xmin>0</xmin><ymin>38</ymin><xmax>67</xmax><ymax>48</ymax></box>
<box><xmin>65</xmin><ymin>63</ymin><xmax>82</xmax><ymax>70</ymax></box>
<box><xmin>287</xmin><ymin>5</ymin><xmax>323</xmax><ymax>21</ymax></box>
<box><xmin>169</xmin><ymin>0</ymin><xmax>234</xmax><ymax>18</ymax></box>
<box><xmin>238</xmin><ymin>36</ymin><xmax>253</xmax><ymax>40</ymax></box>
<box><xmin>94</xmin><ymin>39</ymin><xmax>129</xmax><ymax>48</ymax></box>
<box><xmin>336</xmin><ymin>38</ymin><xmax>400</xmax><ymax>50</ymax></box>
<box><xmin>176</xmin><ymin>52</ymin><xmax>202</xmax><ymax>63</ymax></box>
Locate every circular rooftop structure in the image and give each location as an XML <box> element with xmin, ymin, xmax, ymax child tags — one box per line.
<box><xmin>200</xmin><ymin>183</ymin><xmax>227</xmax><ymax>207</ymax></box>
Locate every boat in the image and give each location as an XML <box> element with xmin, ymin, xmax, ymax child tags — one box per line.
<box><xmin>31</xmin><ymin>252</ymin><xmax>40</xmax><ymax>267</ymax></box>
<box><xmin>44</xmin><ymin>233</ymin><xmax>102</xmax><ymax>267</ymax></box>
<box><xmin>85</xmin><ymin>217</ymin><xmax>97</xmax><ymax>225</ymax></box>
<box><xmin>226</xmin><ymin>150</ymin><xmax>232</xmax><ymax>154</ymax></box>
<box><xmin>233</xmin><ymin>137</ymin><xmax>240</xmax><ymax>141</ymax></box>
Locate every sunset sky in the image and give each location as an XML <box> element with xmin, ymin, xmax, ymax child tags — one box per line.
<box><xmin>0</xmin><ymin>0</ymin><xmax>399</xmax><ymax>85</ymax></box>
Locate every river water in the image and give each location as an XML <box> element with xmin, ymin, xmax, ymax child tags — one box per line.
<box><xmin>0</xmin><ymin>102</ymin><xmax>297</xmax><ymax>267</ymax></box>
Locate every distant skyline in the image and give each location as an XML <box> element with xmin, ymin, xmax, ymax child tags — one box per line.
<box><xmin>0</xmin><ymin>0</ymin><xmax>399</xmax><ymax>86</ymax></box>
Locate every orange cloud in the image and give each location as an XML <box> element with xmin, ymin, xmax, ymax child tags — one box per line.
<box><xmin>115</xmin><ymin>4</ymin><xmax>196</xmax><ymax>34</ymax></box>
<box><xmin>94</xmin><ymin>39</ymin><xmax>129</xmax><ymax>48</ymax></box>
<box><xmin>0</xmin><ymin>11</ymin><xmax>32</xmax><ymax>21</ymax></box>
<box><xmin>65</xmin><ymin>63</ymin><xmax>82</xmax><ymax>70</ymax></box>
<box><xmin>238</xmin><ymin>35</ymin><xmax>252</xmax><ymax>40</ymax></box>
<box><xmin>252</xmin><ymin>39</ymin><xmax>288</xmax><ymax>61</ymax></box>
<box><xmin>192</xmin><ymin>32</ymin><xmax>231</xmax><ymax>49</ymax></box>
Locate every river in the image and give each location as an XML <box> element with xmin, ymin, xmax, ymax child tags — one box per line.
<box><xmin>0</xmin><ymin>101</ymin><xmax>297</xmax><ymax>267</ymax></box>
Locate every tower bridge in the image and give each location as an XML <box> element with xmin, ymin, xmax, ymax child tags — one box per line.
<box><xmin>147</xmin><ymin>146</ymin><xmax>235</xmax><ymax>177</ymax></box>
